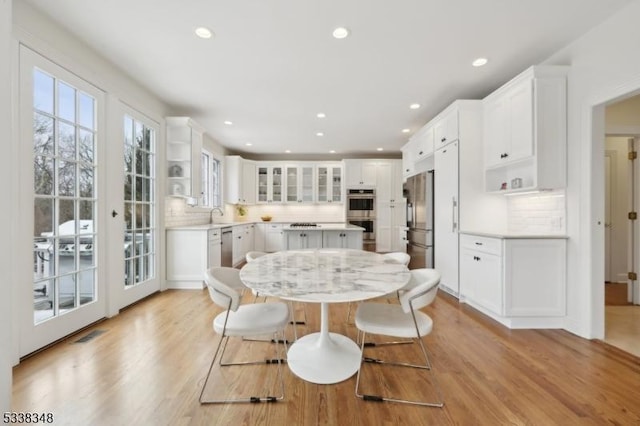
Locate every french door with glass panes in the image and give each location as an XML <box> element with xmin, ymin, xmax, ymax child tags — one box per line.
<box><xmin>19</xmin><ymin>47</ymin><xmax>107</xmax><ymax>356</ymax></box>
<box><xmin>112</xmin><ymin>110</ymin><xmax>160</xmax><ymax>308</ymax></box>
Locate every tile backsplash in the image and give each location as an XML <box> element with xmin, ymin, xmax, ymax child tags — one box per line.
<box><xmin>507</xmin><ymin>190</ymin><xmax>566</xmax><ymax>235</ymax></box>
<box><xmin>165</xmin><ymin>197</ymin><xmax>346</xmax><ymax>227</ymax></box>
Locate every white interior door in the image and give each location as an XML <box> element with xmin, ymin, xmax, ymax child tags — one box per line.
<box><xmin>434</xmin><ymin>142</ymin><xmax>459</xmax><ymax>295</ymax></box>
<box><xmin>604</xmin><ymin>153</ymin><xmax>612</xmax><ymax>282</ymax></box>
<box><xmin>19</xmin><ymin>46</ymin><xmax>107</xmax><ymax>355</ymax></box>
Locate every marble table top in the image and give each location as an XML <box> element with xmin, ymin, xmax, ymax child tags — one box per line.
<box><xmin>239</xmin><ymin>248</ymin><xmax>411</xmax><ymax>303</ymax></box>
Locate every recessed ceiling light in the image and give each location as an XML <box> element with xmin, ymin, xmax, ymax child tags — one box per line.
<box><xmin>332</xmin><ymin>27</ymin><xmax>350</xmax><ymax>39</ymax></box>
<box><xmin>195</xmin><ymin>27</ymin><xmax>213</xmax><ymax>39</ymax></box>
<box><xmin>402</xmin><ymin>128</ymin><xmax>411</xmax><ymax>133</ymax></box>
<box><xmin>317</xmin><ymin>113</ymin><xmax>326</xmax><ymax>118</ymax></box>
<box><xmin>376</xmin><ymin>148</ymin><xmax>384</xmax><ymax>151</ymax></box>
<box><xmin>285</xmin><ymin>150</ymin><xmax>291</xmax><ymax>153</ymax></box>
<box><xmin>316</xmin><ymin>132</ymin><xmax>324</xmax><ymax>137</ymax></box>
<box><xmin>472</xmin><ymin>57</ymin><xmax>488</xmax><ymax>67</ymax></box>
<box><xmin>329</xmin><ymin>150</ymin><xmax>336</xmax><ymax>153</ymax></box>
<box><xmin>245</xmin><ymin>143</ymin><xmax>252</xmax><ymax>146</ymax></box>
<box><xmin>224</xmin><ymin>120</ymin><xmax>233</xmax><ymax>125</ymax></box>
<box><xmin>409</xmin><ymin>103</ymin><xmax>421</xmax><ymax>110</ymax></box>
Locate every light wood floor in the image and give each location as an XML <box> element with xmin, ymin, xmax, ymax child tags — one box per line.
<box><xmin>604</xmin><ymin>282</ymin><xmax>640</xmax><ymax>357</ymax></box>
<box><xmin>12</xmin><ymin>289</ymin><xmax>640</xmax><ymax>425</ymax></box>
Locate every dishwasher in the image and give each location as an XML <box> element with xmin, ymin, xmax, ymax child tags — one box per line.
<box><xmin>221</xmin><ymin>227</ymin><xmax>233</xmax><ymax>267</ymax></box>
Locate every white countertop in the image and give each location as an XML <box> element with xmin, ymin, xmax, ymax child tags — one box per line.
<box><xmin>459</xmin><ymin>231</ymin><xmax>569</xmax><ymax>239</ymax></box>
<box><xmin>282</xmin><ymin>223</ymin><xmax>364</xmax><ymax>231</ymax></box>
<box><xmin>167</xmin><ymin>221</ymin><xmax>363</xmax><ymax>231</ymax></box>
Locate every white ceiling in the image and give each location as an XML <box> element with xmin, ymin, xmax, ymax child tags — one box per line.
<box><xmin>24</xmin><ymin>0</ymin><xmax>631</xmax><ymax>156</ymax></box>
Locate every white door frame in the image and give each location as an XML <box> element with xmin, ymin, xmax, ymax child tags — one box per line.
<box><xmin>588</xmin><ymin>77</ymin><xmax>640</xmax><ymax>338</ymax></box>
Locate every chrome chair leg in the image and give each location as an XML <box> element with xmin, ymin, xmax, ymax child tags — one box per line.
<box><xmin>199</xmin><ymin>330</ymin><xmax>288</xmax><ymax>404</ymax></box>
<box><xmin>354</xmin><ymin>331</ymin><xmax>444</xmax><ymax>408</ymax></box>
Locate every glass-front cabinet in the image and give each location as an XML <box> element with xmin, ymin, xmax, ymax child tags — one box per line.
<box><xmin>257</xmin><ymin>165</ymin><xmax>283</xmax><ymax>203</ymax></box>
<box><xmin>285</xmin><ymin>165</ymin><xmax>314</xmax><ymax>203</ymax></box>
<box><xmin>316</xmin><ymin>164</ymin><xmax>343</xmax><ymax>203</ymax></box>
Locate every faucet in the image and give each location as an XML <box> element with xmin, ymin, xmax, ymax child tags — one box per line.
<box><xmin>210</xmin><ymin>206</ymin><xmax>224</xmax><ymax>223</ymax></box>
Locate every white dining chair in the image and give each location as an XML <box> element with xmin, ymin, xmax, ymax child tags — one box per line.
<box><xmin>246</xmin><ymin>250</ymin><xmax>307</xmax><ymax>330</ymax></box>
<box><xmin>354</xmin><ymin>268</ymin><xmax>444</xmax><ymax>407</ymax></box>
<box><xmin>346</xmin><ymin>252</ymin><xmax>411</xmax><ymax>323</ymax></box>
<box><xmin>199</xmin><ymin>267</ymin><xmax>290</xmax><ymax>404</ymax></box>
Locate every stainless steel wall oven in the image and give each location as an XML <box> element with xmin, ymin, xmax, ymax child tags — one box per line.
<box><xmin>347</xmin><ymin>189</ymin><xmax>375</xmax><ymax>246</ymax></box>
<box><xmin>347</xmin><ymin>189</ymin><xmax>375</xmax><ymax>218</ymax></box>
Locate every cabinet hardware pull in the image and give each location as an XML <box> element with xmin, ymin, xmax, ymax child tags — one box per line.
<box><xmin>451</xmin><ymin>197</ymin><xmax>457</xmax><ymax>232</ymax></box>
<box><xmin>419</xmin><ymin>151</ymin><xmax>423</xmax><ymax>155</ymax></box>
<box><xmin>441</xmin><ymin>137</ymin><xmax>446</xmax><ymax>142</ymax></box>
<box><xmin>111</xmin><ymin>210</ymin><xmax>118</xmax><ymax>218</ymax></box>
<box><xmin>475</xmin><ymin>242</ymin><xmax>483</xmax><ymax>245</ymax></box>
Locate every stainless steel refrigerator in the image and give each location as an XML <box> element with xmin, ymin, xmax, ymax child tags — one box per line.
<box><xmin>403</xmin><ymin>171</ymin><xmax>434</xmax><ymax>269</ymax></box>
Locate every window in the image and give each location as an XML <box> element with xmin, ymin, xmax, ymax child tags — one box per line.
<box><xmin>123</xmin><ymin>115</ymin><xmax>156</xmax><ymax>287</ymax></box>
<box><xmin>201</xmin><ymin>149</ymin><xmax>221</xmax><ymax>208</ymax></box>
<box><xmin>32</xmin><ymin>68</ymin><xmax>97</xmax><ymax>323</ymax></box>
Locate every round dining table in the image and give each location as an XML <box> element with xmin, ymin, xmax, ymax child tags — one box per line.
<box><xmin>239</xmin><ymin>248</ymin><xmax>411</xmax><ymax>384</ymax></box>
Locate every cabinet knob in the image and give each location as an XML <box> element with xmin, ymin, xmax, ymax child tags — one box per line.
<box><xmin>419</xmin><ymin>151</ymin><xmax>423</xmax><ymax>155</ymax></box>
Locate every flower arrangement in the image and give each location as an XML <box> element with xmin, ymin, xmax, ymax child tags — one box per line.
<box><xmin>235</xmin><ymin>204</ymin><xmax>248</xmax><ymax>220</ymax></box>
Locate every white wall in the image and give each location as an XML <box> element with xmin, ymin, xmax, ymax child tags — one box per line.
<box><xmin>1</xmin><ymin>0</ymin><xmax>12</xmax><ymax>412</ymax></box>
<box><xmin>544</xmin><ymin>0</ymin><xmax>640</xmax><ymax>338</ymax></box>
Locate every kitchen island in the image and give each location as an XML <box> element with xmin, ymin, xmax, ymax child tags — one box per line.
<box><xmin>282</xmin><ymin>223</ymin><xmax>364</xmax><ymax>250</ymax></box>
<box><xmin>165</xmin><ymin>221</ymin><xmax>364</xmax><ymax>288</ymax></box>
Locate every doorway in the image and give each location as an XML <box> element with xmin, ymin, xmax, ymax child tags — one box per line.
<box><xmin>603</xmin><ymin>96</ymin><xmax>640</xmax><ymax>357</ymax></box>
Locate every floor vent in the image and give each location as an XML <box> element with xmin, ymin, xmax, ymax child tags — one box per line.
<box><xmin>74</xmin><ymin>329</ymin><xmax>106</xmax><ymax>343</ymax></box>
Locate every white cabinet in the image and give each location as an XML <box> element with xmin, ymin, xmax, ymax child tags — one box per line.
<box><xmin>316</xmin><ymin>164</ymin><xmax>343</xmax><ymax>203</ymax></box>
<box><xmin>484</xmin><ymin>80</ymin><xmax>533</xmax><ymax>169</ymax></box>
<box><xmin>375</xmin><ymin>160</ymin><xmax>407</xmax><ymax>253</ymax></box>
<box><xmin>433</xmin><ymin>108</ymin><xmax>459</xmax><ymax>150</ymax></box>
<box><xmin>411</xmin><ymin>124</ymin><xmax>435</xmax><ymax>162</ymax></box>
<box><xmin>285</xmin><ymin>165</ymin><xmax>315</xmax><ymax>203</ymax></box>
<box><xmin>503</xmin><ymin>239</ymin><xmax>566</xmax><ymax>318</ymax></box>
<box><xmin>322</xmin><ymin>230</ymin><xmax>363</xmax><ymax>249</ymax></box>
<box><xmin>344</xmin><ymin>159</ymin><xmax>377</xmax><ymax>187</ymax></box>
<box><xmin>208</xmin><ymin>228</ymin><xmax>222</xmax><ymax>269</ymax></box>
<box><xmin>401</xmin><ymin>144</ymin><xmax>415</xmax><ymax>178</ymax></box>
<box><xmin>264</xmin><ymin>223</ymin><xmax>284</xmax><ymax>252</ymax></box>
<box><xmin>431</xmin><ymin>100</ymin><xmax>490</xmax><ymax>296</ymax></box>
<box><xmin>434</xmin><ymin>141</ymin><xmax>460</xmax><ymax>295</ymax></box>
<box><xmin>166</xmin><ymin>117</ymin><xmax>204</xmax><ymax>198</ymax></box>
<box><xmin>257</xmin><ymin>165</ymin><xmax>284</xmax><ymax>203</ymax></box>
<box><xmin>166</xmin><ymin>227</ymin><xmax>219</xmax><ymax>289</ymax></box>
<box><xmin>460</xmin><ymin>235</ymin><xmax>503</xmax><ymax>315</ymax></box>
<box><xmin>225</xmin><ymin>156</ymin><xmax>256</xmax><ymax>204</ymax></box>
<box><xmin>459</xmin><ymin>234</ymin><xmax>567</xmax><ymax>328</ymax></box>
<box><xmin>232</xmin><ymin>224</ymin><xmax>254</xmax><ymax>266</ymax></box>
<box><xmin>284</xmin><ymin>230</ymin><xmax>323</xmax><ymax>250</ymax></box>
<box><xmin>483</xmin><ymin>65</ymin><xmax>568</xmax><ymax>193</ymax></box>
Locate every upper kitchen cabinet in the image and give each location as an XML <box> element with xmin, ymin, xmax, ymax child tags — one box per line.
<box><xmin>166</xmin><ymin>117</ymin><xmax>204</xmax><ymax>198</ymax></box>
<box><xmin>257</xmin><ymin>164</ymin><xmax>284</xmax><ymax>204</ymax></box>
<box><xmin>483</xmin><ymin>65</ymin><xmax>568</xmax><ymax>193</ymax></box>
<box><xmin>316</xmin><ymin>164</ymin><xmax>343</xmax><ymax>203</ymax></box>
<box><xmin>433</xmin><ymin>108</ymin><xmax>459</xmax><ymax>150</ymax></box>
<box><xmin>412</xmin><ymin>123</ymin><xmax>435</xmax><ymax>161</ymax></box>
<box><xmin>344</xmin><ymin>159</ymin><xmax>378</xmax><ymax>187</ymax></box>
<box><xmin>225</xmin><ymin>155</ymin><xmax>256</xmax><ymax>204</ymax></box>
<box><xmin>285</xmin><ymin>164</ymin><xmax>315</xmax><ymax>203</ymax></box>
<box><xmin>401</xmin><ymin>124</ymin><xmax>436</xmax><ymax>179</ymax></box>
